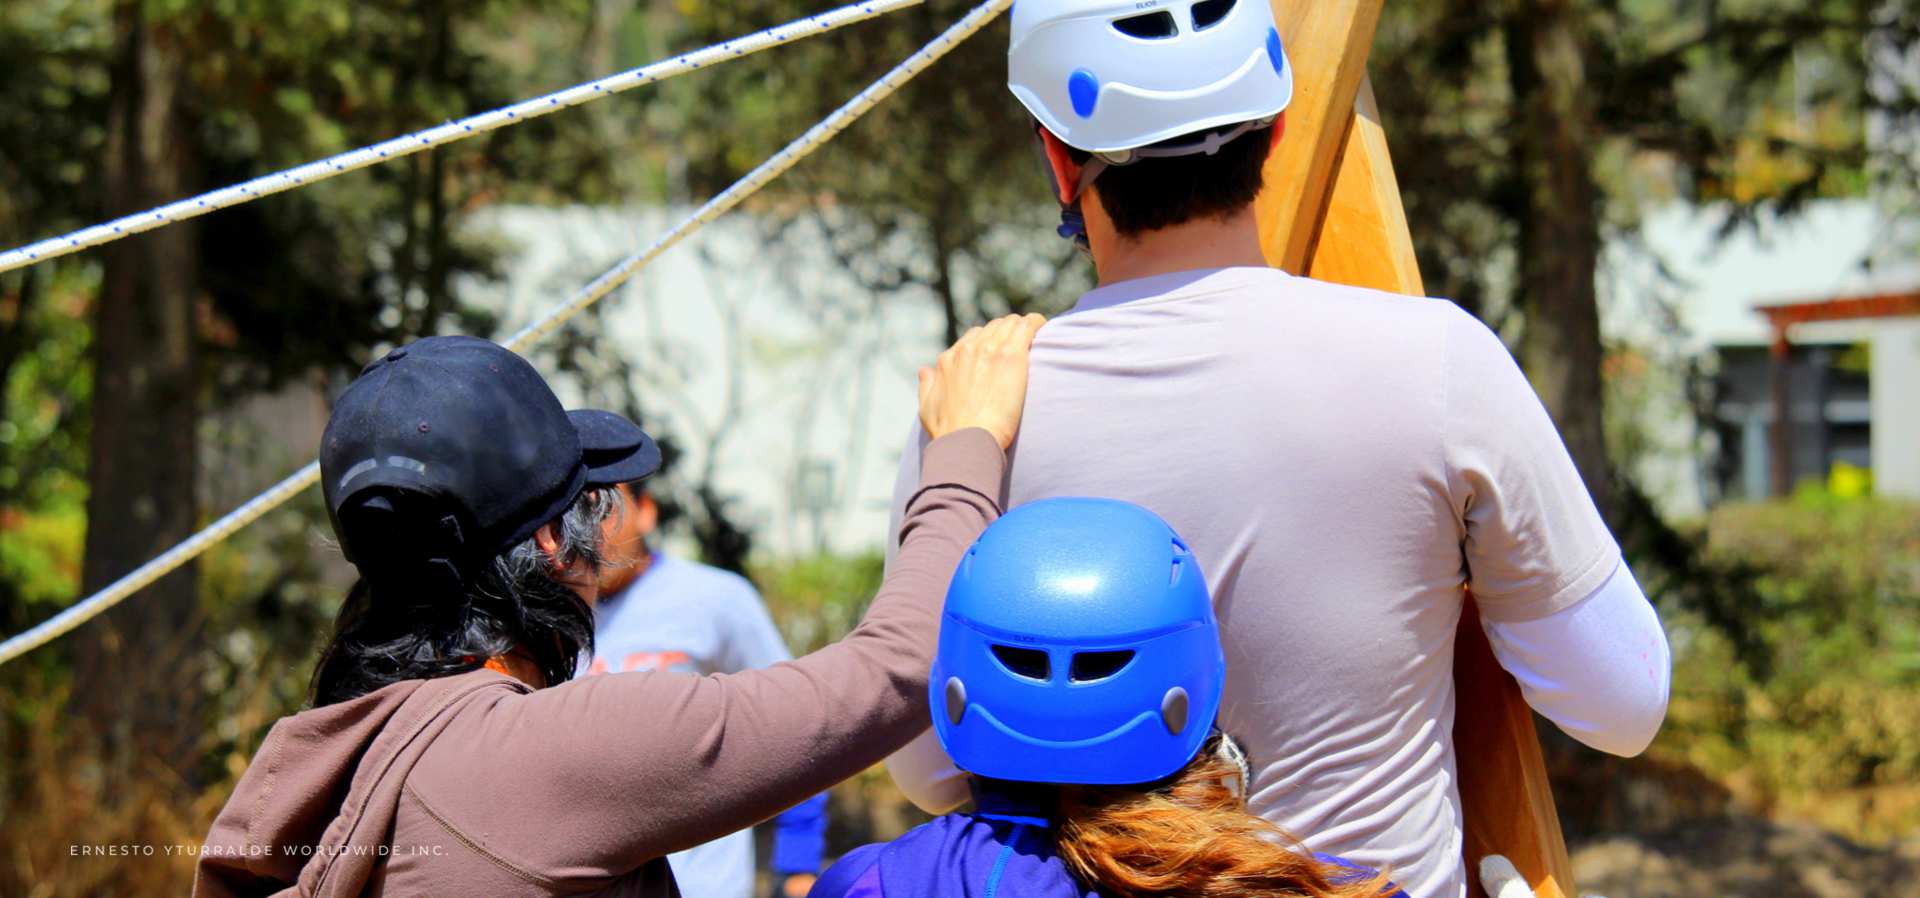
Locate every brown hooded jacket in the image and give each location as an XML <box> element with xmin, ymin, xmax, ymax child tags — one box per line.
<box><xmin>194</xmin><ymin>428</ymin><xmax>1005</xmax><ymax>897</ymax></box>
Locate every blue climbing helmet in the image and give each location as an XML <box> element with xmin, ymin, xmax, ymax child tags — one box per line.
<box><xmin>930</xmin><ymin>497</ymin><xmax>1224</xmax><ymax>785</ymax></box>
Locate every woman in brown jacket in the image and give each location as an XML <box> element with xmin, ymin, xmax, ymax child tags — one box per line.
<box><xmin>194</xmin><ymin>314</ymin><xmax>1045</xmax><ymax>898</ymax></box>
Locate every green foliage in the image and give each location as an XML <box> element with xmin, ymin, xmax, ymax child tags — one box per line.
<box><xmin>0</xmin><ymin>269</ymin><xmax>93</xmax><ymax>510</ymax></box>
<box><xmin>1709</xmin><ymin>489</ymin><xmax>1920</xmax><ymax>648</ymax></box>
<box><xmin>1370</xmin><ymin>0</ymin><xmax>1916</xmax><ymax>324</ymax></box>
<box><xmin>752</xmin><ymin>550</ymin><xmax>885</xmax><ymax>656</ymax></box>
<box><xmin>0</xmin><ymin>5</ymin><xmax>105</xmax><ymax>599</ymax></box>
<box><xmin>0</xmin><ymin>264</ymin><xmax>94</xmax><ymax>637</ymax></box>
<box><xmin>0</xmin><ymin>502</ymin><xmax>84</xmax><ymax>612</ymax></box>
<box><xmin>1660</xmin><ymin>495</ymin><xmax>1920</xmax><ymax>839</ymax></box>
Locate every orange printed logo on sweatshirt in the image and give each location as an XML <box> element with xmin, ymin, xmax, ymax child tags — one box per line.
<box><xmin>585</xmin><ymin>651</ymin><xmax>693</xmax><ymax>675</ymax></box>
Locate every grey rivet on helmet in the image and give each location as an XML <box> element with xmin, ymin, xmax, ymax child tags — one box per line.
<box><xmin>945</xmin><ymin>676</ymin><xmax>968</xmax><ymax>725</ymax></box>
<box><xmin>1161</xmin><ymin>686</ymin><xmax>1189</xmax><ymax>735</ymax></box>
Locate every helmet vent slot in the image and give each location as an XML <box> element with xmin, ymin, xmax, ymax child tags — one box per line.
<box><xmin>1112</xmin><ymin>11</ymin><xmax>1178</xmax><ymax>39</ymax></box>
<box><xmin>992</xmin><ymin>645</ymin><xmax>1052</xmax><ymax>681</ymax></box>
<box><xmin>1070</xmin><ymin>650</ymin><xmax>1136</xmax><ymax>682</ymax></box>
<box><xmin>1191</xmin><ymin>0</ymin><xmax>1236</xmax><ymax>31</ymax></box>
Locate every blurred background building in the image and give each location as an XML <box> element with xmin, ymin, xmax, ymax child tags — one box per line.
<box><xmin>1605</xmin><ymin>200</ymin><xmax>1920</xmax><ymax>517</ymax></box>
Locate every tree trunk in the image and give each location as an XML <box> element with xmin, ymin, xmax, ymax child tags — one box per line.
<box><xmin>73</xmin><ymin>1</ymin><xmax>203</xmax><ymax>778</ymax></box>
<box><xmin>1506</xmin><ymin>0</ymin><xmax>1614</xmax><ymax>520</ymax></box>
<box><xmin>929</xmin><ymin>213</ymin><xmax>963</xmax><ymax>346</ymax></box>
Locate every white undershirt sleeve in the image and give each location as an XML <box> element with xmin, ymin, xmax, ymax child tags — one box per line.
<box><xmin>1481</xmin><ymin>560</ymin><xmax>1671</xmax><ymax>757</ymax></box>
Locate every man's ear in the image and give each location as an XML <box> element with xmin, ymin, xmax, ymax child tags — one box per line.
<box><xmin>534</xmin><ymin>521</ymin><xmax>566</xmax><ymax>572</ymax></box>
<box><xmin>635</xmin><ymin>491</ymin><xmax>659</xmax><ymax>536</ymax></box>
<box><xmin>1269</xmin><ymin>110</ymin><xmax>1286</xmax><ymax>151</ymax></box>
<box><xmin>1038</xmin><ymin>129</ymin><xmax>1082</xmax><ymax>206</ymax></box>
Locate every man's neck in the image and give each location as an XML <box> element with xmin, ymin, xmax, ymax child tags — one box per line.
<box><xmin>1088</xmin><ymin>207</ymin><xmax>1268</xmax><ymax>286</ymax></box>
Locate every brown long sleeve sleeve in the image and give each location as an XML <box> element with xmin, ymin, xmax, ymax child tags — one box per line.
<box><xmin>400</xmin><ymin>427</ymin><xmax>1005</xmax><ymax>887</ymax></box>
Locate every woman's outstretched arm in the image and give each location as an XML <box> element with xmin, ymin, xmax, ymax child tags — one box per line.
<box><xmin>405</xmin><ymin>315</ymin><xmax>1046</xmax><ymax>885</ymax></box>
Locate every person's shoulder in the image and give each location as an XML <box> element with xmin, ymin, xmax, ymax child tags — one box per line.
<box><xmin>1180</xmin><ymin>268</ymin><xmax>1464</xmax><ymax>342</ymax></box>
<box><xmin>870</xmin><ymin>811</ymin><xmax>978</xmax><ymax>862</ymax></box>
<box><xmin>812</xmin><ymin>843</ymin><xmax>887</xmax><ymax>898</ymax></box>
<box><xmin>810</xmin><ymin>818</ymin><xmax>961</xmax><ymax>898</ymax></box>
<box><xmin>1268</xmin><ymin>271</ymin><xmax>1464</xmax><ymax>320</ymax></box>
<box><xmin>1430</xmin><ymin>295</ymin><xmax>1514</xmax><ymax>362</ymax></box>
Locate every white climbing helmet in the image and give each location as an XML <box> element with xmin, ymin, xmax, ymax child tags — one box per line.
<box><xmin>1008</xmin><ymin>0</ymin><xmax>1294</xmax><ymax>155</ymax></box>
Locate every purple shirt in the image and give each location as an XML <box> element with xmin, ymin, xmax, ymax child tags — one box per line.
<box><xmin>811</xmin><ymin>783</ymin><xmax>1405</xmax><ymax>898</ymax></box>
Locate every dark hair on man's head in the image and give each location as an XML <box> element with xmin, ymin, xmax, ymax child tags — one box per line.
<box><xmin>1070</xmin><ymin>123</ymin><xmax>1274</xmax><ymax>238</ymax></box>
<box><xmin>309</xmin><ymin>487</ymin><xmax>620</xmax><ymax>706</ymax></box>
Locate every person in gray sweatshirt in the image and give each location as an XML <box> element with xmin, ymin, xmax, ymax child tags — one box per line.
<box><xmin>194</xmin><ymin>314</ymin><xmax>1044</xmax><ymax>898</ymax></box>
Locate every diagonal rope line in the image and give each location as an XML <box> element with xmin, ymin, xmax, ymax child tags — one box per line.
<box><xmin>0</xmin><ymin>0</ymin><xmax>1013</xmax><ymax>669</ymax></box>
<box><xmin>506</xmin><ymin>0</ymin><xmax>1007</xmax><ymax>351</ymax></box>
<box><xmin>0</xmin><ymin>0</ymin><xmax>928</xmax><ymax>276</ymax></box>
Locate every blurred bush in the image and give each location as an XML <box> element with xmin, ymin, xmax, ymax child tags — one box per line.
<box><xmin>1657</xmin><ymin>492</ymin><xmax>1920</xmax><ymax>841</ymax></box>
<box><xmin>752</xmin><ymin>551</ymin><xmax>884</xmax><ymax>657</ymax></box>
<box><xmin>0</xmin><ymin>496</ymin><xmax>338</xmax><ymax>898</ymax></box>
<box><xmin>0</xmin><ymin>680</ymin><xmax>250</xmax><ymax>898</ymax></box>
<box><xmin>0</xmin><ymin>500</ymin><xmax>84</xmax><ymax>612</ymax></box>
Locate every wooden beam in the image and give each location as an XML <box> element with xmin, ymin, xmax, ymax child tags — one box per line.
<box><xmin>1454</xmin><ymin>600</ymin><xmax>1575</xmax><ymax>898</ymax></box>
<box><xmin>1756</xmin><ymin>289</ymin><xmax>1920</xmax><ymax>328</ymax></box>
<box><xmin>1258</xmin><ymin>5</ymin><xmax>1577</xmax><ymax>896</ymax></box>
<box><xmin>1303</xmin><ymin>77</ymin><xmax>1423</xmax><ymax>294</ymax></box>
<box><xmin>1255</xmin><ymin>0</ymin><xmax>1386</xmax><ymax>274</ymax></box>
<box><xmin>1769</xmin><ymin>330</ymin><xmax>1794</xmax><ymax>497</ymax></box>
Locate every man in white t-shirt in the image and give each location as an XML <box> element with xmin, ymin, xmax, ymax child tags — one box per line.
<box><xmin>884</xmin><ymin>3</ymin><xmax>1671</xmax><ymax>898</ymax></box>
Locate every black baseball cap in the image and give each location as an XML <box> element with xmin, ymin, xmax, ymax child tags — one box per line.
<box><xmin>319</xmin><ymin>336</ymin><xmax>660</xmax><ymax>578</ymax></box>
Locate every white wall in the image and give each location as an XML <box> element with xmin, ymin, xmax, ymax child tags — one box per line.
<box><xmin>465</xmin><ymin>206</ymin><xmax>949</xmax><ymax>558</ymax></box>
<box><xmin>1598</xmin><ymin>200</ymin><xmax>1919</xmax><ymax>515</ymax></box>
<box><xmin>1871</xmin><ymin>320</ymin><xmax>1920</xmax><ymax>499</ymax></box>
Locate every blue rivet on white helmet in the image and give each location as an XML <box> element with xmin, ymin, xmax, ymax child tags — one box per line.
<box><xmin>1265</xmin><ymin>27</ymin><xmax>1286</xmax><ymax>76</ymax></box>
<box><xmin>1068</xmin><ymin>69</ymin><xmax>1100</xmax><ymax>119</ymax></box>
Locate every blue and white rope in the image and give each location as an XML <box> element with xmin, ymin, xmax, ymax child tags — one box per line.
<box><xmin>0</xmin><ymin>0</ymin><xmax>927</xmax><ymax>276</ymax></box>
<box><xmin>0</xmin><ymin>0</ymin><xmax>1013</xmax><ymax>669</ymax></box>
